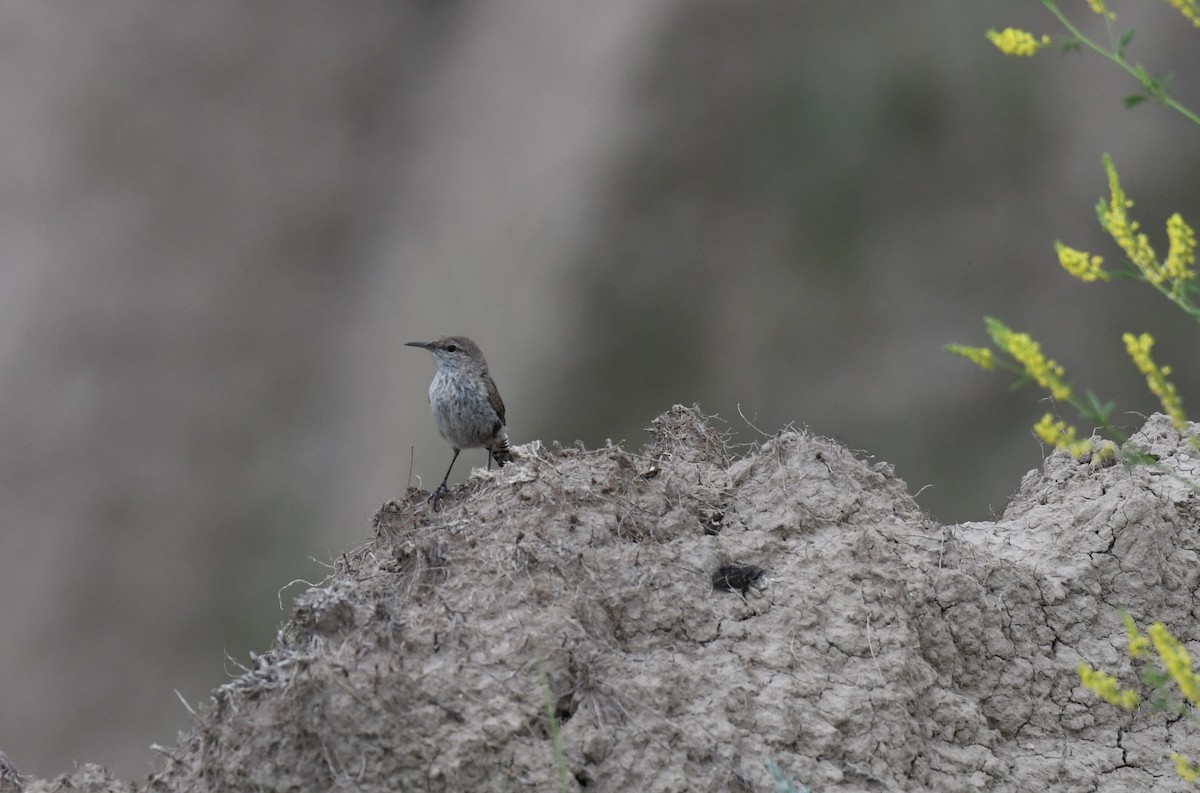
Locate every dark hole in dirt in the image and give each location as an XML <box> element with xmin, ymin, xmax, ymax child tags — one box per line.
<box><xmin>712</xmin><ymin>564</ymin><xmax>767</xmax><ymax>595</ymax></box>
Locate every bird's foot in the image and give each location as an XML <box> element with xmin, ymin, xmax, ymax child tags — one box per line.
<box><xmin>428</xmin><ymin>482</ymin><xmax>450</xmax><ymax>510</ymax></box>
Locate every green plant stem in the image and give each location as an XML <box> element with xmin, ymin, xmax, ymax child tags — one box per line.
<box><xmin>983</xmin><ymin>357</ymin><xmax>1110</xmax><ymax>432</ymax></box>
<box><xmin>1113</xmin><ymin>269</ymin><xmax>1200</xmax><ymax>323</ymax></box>
<box><xmin>1043</xmin><ymin>0</ymin><xmax>1200</xmax><ymax>126</ymax></box>
<box><xmin>1146</xmin><ymin>278</ymin><xmax>1200</xmax><ymax>322</ymax></box>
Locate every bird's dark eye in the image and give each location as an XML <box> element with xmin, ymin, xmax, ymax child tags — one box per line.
<box><xmin>445</xmin><ymin>344</ymin><xmax>458</xmax><ymax>353</ymax></box>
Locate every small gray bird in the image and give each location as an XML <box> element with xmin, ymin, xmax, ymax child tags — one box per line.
<box><xmin>406</xmin><ymin>335</ymin><xmax>511</xmax><ymax>506</ymax></box>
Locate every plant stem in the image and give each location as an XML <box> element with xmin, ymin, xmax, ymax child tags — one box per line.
<box><xmin>1042</xmin><ymin>0</ymin><xmax>1200</xmax><ymax>126</ymax></box>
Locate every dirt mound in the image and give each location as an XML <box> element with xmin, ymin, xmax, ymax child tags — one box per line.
<box><xmin>21</xmin><ymin>407</ymin><xmax>1200</xmax><ymax>792</ymax></box>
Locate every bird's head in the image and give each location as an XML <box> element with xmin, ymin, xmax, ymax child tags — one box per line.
<box><xmin>405</xmin><ymin>336</ymin><xmax>487</xmax><ymax>371</ymax></box>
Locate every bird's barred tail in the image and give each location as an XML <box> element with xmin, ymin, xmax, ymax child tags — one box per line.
<box><xmin>490</xmin><ymin>433</ymin><xmax>512</xmax><ymax>467</ymax></box>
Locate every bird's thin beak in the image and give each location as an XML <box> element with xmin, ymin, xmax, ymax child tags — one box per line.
<box><xmin>405</xmin><ymin>341</ymin><xmax>433</xmax><ymax>349</ymax></box>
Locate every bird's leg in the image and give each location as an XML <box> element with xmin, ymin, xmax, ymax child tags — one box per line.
<box><xmin>430</xmin><ymin>448</ymin><xmax>461</xmax><ymax>509</ymax></box>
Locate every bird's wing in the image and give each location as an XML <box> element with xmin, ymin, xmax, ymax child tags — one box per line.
<box><xmin>487</xmin><ymin>376</ymin><xmax>507</xmax><ymax>426</ymax></box>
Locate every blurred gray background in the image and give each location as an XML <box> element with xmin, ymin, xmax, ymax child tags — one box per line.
<box><xmin>2</xmin><ymin>0</ymin><xmax>1198</xmax><ymax>781</ymax></box>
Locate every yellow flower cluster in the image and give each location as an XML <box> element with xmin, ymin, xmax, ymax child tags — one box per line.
<box><xmin>1173</xmin><ymin>753</ymin><xmax>1200</xmax><ymax>784</ymax></box>
<box><xmin>1122</xmin><ymin>611</ymin><xmax>1152</xmax><ymax>659</ymax></box>
<box><xmin>1112</xmin><ymin>616</ymin><xmax>1200</xmax><ymax>783</ymax></box>
<box><xmin>985</xmin><ymin>318</ymin><xmax>1071</xmax><ymax>401</ymax></box>
<box><xmin>1056</xmin><ymin>242</ymin><xmax>1109</xmax><ymax>282</ymax></box>
<box><xmin>1086</xmin><ymin>0</ymin><xmax>1117</xmax><ymax>19</ymax></box>
<box><xmin>1034</xmin><ymin>413</ymin><xmax>1092</xmax><ymax>457</ymax></box>
<box><xmin>1089</xmin><ymin>155</ymin><xmax>1198</xmax><ymax>297</ymax></box>
<box><xmin>1164</xmin><ymin>213</ymin><xmax>1198</xmax><ymax>286</ymax></box>
<box><xmin>1164</xmin><ymin>0</ymin><xmax>1200</xmax><ymax>27</ymax></box>
<box><xmin>986</xmin><ymin>28</ymin><xmax>1051</xmax><ymax>56</ymax></box>
<box><xmin>1122</xmin><ymin>332</ymin><xmax>1187</xmax><ymax>429</ymax></box>
<box><xmin>1094</xmin><ymin>156</ymin><xmax>1197</xmax><ymax>302</ymax></box>
<box><xmin>945</xmin><ymin>344</ymin><xmax>994</xmax><ymax>370</ymax></box>
<box><xmin>1149</xmin><ymin>622</ymin><xmax>1200</xmax><ymax>706</ymax></box>
<box><xmin>1092</xmin><ymin>440</ymin><xmax>1117</xmax><ymax>463</ymax></box>
<box><xmin>1098</xmin><ymin>155</ymin><xmax>1160</xmax><ymax>280</ymax></box>
<box><xmin>1078</xmin><ymin>663</ymin><xmax>1140</xmax><ymax>709</ymax></box>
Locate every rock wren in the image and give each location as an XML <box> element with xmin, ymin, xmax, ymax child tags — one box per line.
<box><xmin>406</xmin><ymin>335</ymin><xmax>511</xmax><ymax>506</ymax></box>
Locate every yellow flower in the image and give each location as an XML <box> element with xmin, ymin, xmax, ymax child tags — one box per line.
<box><xmin>1173</xmin><ymin>753</ymin><xmax>1200</xmax><ymax>783</ymax></box>
<box><xmin>1087</xmin><ymin>0</ymin><xmax>1117</xmax><ymax>19</ymax></box>
<box><xmin>1092</xmin><ymin>440</ymin><xmax>1117</xmax><ymax>463</ymax></box>
<box><xmin>1121</xmin><ymin>611</ymin><xmax>1152</xmax><ymax>660</ymax></box>
<box><xmin>1078</xmin><ymin>663</ymin><xmax>1140</xmax><ymax>709</ymax></box>
<box><xmin>1097</xmin><ymin>155</ymin><xmax>1160</xmax><ymax>281</ymax></box>
<box><xmin>1123</xmin><ymin>332</ymin><xmax>1187</xmax><ymax>429</ymax></box>
<box><xmin>1034</xmin><ymin>413</ymin><xmax>1092</xmax><ymax>457</ymax></box>
<box><xmin>946</xmin><ymin>344</ymin><xmax>995</xmax><ymax>370</ymax></box>
<box><xmin>1149</xmin><ymin>622</ymin><xmax>1200</xmax><ymax>706</ymax></box>
<box><xmin>986</xmin><ymin>28</ymin><xmax>1052</xmax><ymax>56</ymax></box>
<box><xmin>1095</xmin><ymin>157</ymin><xmax>1195</xmax><ymax>296</ymax></box>
<box><xmin>985</xmin><ymin>318</ymin><xmax>1072</xmax><ymax>401</ymax></box>
<box><xmin>1164</xmin><ymin>213</ymin><xmax>1197</xmax><ymax>286</ymax></box>
<box><xmin>1163</xmin><ymin>0</ymin><xmax>1200</xmax><ymax>27</ymax></box>
<box><xmin>1056</xmin><ymin>242</ymin><xmax>1109</xmax><ymax>282</ymax></box>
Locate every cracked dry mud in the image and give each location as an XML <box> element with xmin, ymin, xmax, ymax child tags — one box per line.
<box><xmin>21</xmin><ymin>408</ymin><xmax>1200</xmax><ymax>792</ymax></box>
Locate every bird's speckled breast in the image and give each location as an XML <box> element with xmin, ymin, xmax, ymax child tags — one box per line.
<box><xmin>429</xmin><ymin>369</ymin><xmax>506</xmax><ymax>450</ymax></box>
